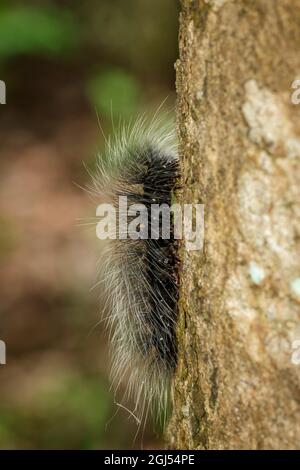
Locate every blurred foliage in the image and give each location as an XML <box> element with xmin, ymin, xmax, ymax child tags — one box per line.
<box><xmin>0</xmin><ymin>0</ymin><xmax>178</xmax><ymax>451</ymax></box>
<box><xmin>81</xmin><ymin>0</ymin><xmax>179</xmax><ymax>78</ymax></box>
<box><xmin>87</xmin><ymin>68</ymin><xmax>140</xmax><ymax>118</ymax></box>
<box><xmin>0</xmin><ymin>215</ymin><xmax>18</xmax><ymax>257</ymax></box>
<box><xmin>0</xmin><ymin>0</ymin><xmax>178</xmax><ymax>112</ymax></box>
<box><xmin>0</xmin><ymin>375</ymin><xmax>111</xmax><ymax>449</ymax></box>
<box><xmin>0</xmin><ymin>6</ymin><xmax>78</xmax><ymax>60</ymax></box>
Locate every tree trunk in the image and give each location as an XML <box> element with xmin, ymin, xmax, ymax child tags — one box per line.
<box><xmin>168</xmin><ymin>0</ymin><xmax>300</xmax><ymax>450</ymax></box>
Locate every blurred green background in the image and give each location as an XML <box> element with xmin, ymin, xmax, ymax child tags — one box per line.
<box><xmin>0</xmin><ymin>0</ymin><xmax>179</xmax><ymax>449</ymax></box>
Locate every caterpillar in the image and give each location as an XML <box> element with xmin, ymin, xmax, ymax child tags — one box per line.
<box><xmin>88</xmin><ymin>115</ymin><xmax>180</xmax><ymax>427</ymax></box>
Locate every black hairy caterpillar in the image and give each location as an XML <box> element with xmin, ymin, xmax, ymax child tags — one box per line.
<box><xmin>88</xmin><ymin>116</ymin><xmax>180</xmax><ymax>426</ymax></box>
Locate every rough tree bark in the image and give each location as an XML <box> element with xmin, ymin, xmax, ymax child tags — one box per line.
<box><xmin>168</xmin><ymin>0</ymin><xmax>300</xmax><ymax>450</ymax></box>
